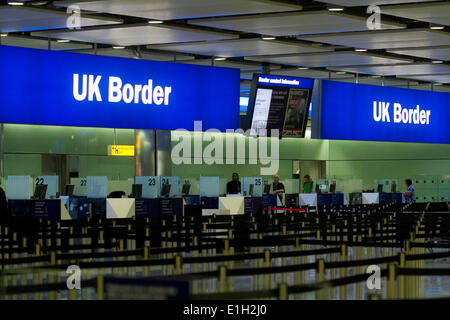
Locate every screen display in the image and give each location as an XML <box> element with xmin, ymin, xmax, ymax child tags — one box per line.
<box><xmin>246</xmin><ymin>74</ymin><xmax>314</xmax><ymax>138</ymax></box>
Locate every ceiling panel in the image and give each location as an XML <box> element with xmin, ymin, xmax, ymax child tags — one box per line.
<box><xmin>179</xmin><ymin>58</ymin><xmax>261</xmax><ymax>70</ymax></box>
<box><xmin>32</xmin><ymin>24</ymin><xmax>238</xmax><ymax>46</ymax></box>
<box><xmin>399</xmin><ymin>74</ymin><xmax>450</xmax><ymax>84</ymax></box>
<box><xmin>0</xmin><ymin>35</ymin><xmax>92</xmax><ymax>50</ymax></box>
<box><xmin>55</xmin><ymin>0</ymin><xmax>302</xmax><ymax>20</ymax></box>
<box><xmin>319</xmin><ymin>0</ymin><xmax>436</xmax><ymax>6</ymax></box>
<box><xmin>70</xmin><ymin>47</ymin><xmax>195</xmax><ymax>61</ymax></box>
<box><xmin>328</xmin><ymin>63</ymin><xmax>450</xmax><ymax>76</ymax></box>
<box><xmin>149</xmin><ymin>38</ymin><xmax>332</xmax><ymax>58</ymax></box>
<box><xmin>0</xmin><ymin>6</ymin><xmax>121</xmax><ymax>33</ymax></box>
<box><xmin>388</xmin><ymin>46</ymin><xmax>450</xmax><ymax>61</ymax></box>
<box><xmin>383</xmin><ymin>2</ymin><xmax>450</xmax><ymax>26</ymax></box>
<box><xmin>190</xmin><ymin>10</ymin><xmax>404</xmax><ymax>37</ymax></box>
<box><xmin>299</xmin><ymin>29</ymin><xmax>450</xmax><ymax>50</ymax></box>
<box><xmin>272</xmin><ymin>68</ymin><xmax>355</xmax><ymax>79</ymax></box>
<box><xmin>245</xmin><ymin>51</ymin><xmax>411</xmax><ymax>67</ymax></box>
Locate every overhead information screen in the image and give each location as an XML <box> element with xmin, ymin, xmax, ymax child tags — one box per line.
<box><xmin>246</xmin><ymin>74</ymin><xmax>314</xmax><ymax>138</ymax></box>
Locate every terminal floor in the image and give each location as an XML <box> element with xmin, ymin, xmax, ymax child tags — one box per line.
<box><xmin>3</xmin><ymin>246</ymin><xmax>450</xmax><ymax>300</ymax></box>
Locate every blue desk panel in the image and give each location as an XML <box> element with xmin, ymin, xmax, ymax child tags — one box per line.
<box><xmin>262</xmin><ymin>194</ymin><xmax>278</xmax><ymax>207</ymax></box>
<box><xmin>135</xmin><ymin>198</ymin><xmax>159</xmax><ymax>219</ymax></box>
<box><xmin>160</xmin><ymin>198</ymin><xmax>183</xmax><ymax>218</ymax></box>
<box><xmin>331</xmin><ymin>193</ymin><xmax>345</xmax><ymax>206</ymax></box>
<box><xmin>32</xmin><ymin>200</ymin><xmax>61</xmax><ymax>220</ymax></box>
<box><xmin>317</xmin><ymin>194</ymin><xmax>332</xmax><ymax>206</ymax></box>
<box><xmin>244</xmin><ymin>197</ymin><xmax>263</xmax><ymax>214</ymax></box>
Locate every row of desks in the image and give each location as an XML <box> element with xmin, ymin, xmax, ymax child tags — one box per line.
<box><xmin>7</xmin><ymin>193</ymin><xmax>404</xmax><ymax>221</ymax></box>
<box><xmin>299</xmin><ymin>192</ymin><xmax>404</xmax><ymax>206</ymax></box>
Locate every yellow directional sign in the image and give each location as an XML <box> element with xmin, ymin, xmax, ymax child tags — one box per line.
<box><xmin>108</xmin><ymin>145</ymin><xmax>135</xmax><ymax>156</ymax></box>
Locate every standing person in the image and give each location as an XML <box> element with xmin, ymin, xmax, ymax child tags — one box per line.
<box><xmin>0</xmin><ymin>176</ymin><xmax>8</xmax><ymax>221</ymax></box>
<box><xmin>272</xmin><ymin>174</ymin><xmax>285</xmax><ymax>203</ymax></box>
<box><xmin>403</xmin><ymin>179</ymin><xmax>416</xmax><ymax>203</ymax></box>
<box><xmin>302</xmin><ymin>174</ymin><xmax>314</xmax><ymax>194</ymax></box>
<box><xmin>226</xmin><ymin>172</ymin><xmax>241</xmax><ymax>195</ymax></box>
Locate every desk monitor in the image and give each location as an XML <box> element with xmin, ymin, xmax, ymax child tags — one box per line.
<box><xmin>130</xmin><ymin>184</ymin><xmax>143</xmax><ymax>199</ymax></box>
<box><xmin>161</xmin><ymin>183</ymin><xmax>171</xmax><ymax>198</ymax></box>
<box><xmin>248</xmin><ymin>184</ymin><xmax>254</xmax><ymax>197</ymax></box>
<box><xmin>263</xmin><ymin>184</ymin><xmax>271</xmax><ymax>194</ymax></box>
<box><xmin>377</xmin><ymin>184</ymin><xmax>383</xmax><ymax>193</ymax></box>
<box><xmin>391</xmin><ymin>183</ymin><xmax>397</xmax><ymax>193</ymax></box>
<box><xmin>34</xmin><ymin>184</ymin><xmax>48</xmax><ymax>200</ymax></box>
<box><xmin>315</xmin><ymin>184</ymin><xmax>320</xmax><ymax>194</ymax></box>
<box><xmin>65</xmin><ymin>184</ymin><xmax>74</xmax><ymax>196</ymax></box>
<box><xmin>329</xmin><ymin>182</ymin><xmax>336</xmax><ymax>194</ymax></box>
<box><xmin>182</xmin><ymin>183</ymin><xmax>191</xmax><ymax>195</ymax></box>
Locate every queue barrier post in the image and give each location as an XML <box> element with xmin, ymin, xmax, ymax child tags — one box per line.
<box><xmin>219</xmin><ymin>265</ymin><xmax>227</xmax><ymax>293</ymax></box>
<box><xmin>388</xmin><ymin>263</ymin><xmax>397</xmax><ymax>299</ymax></box>
<box><xmin>279</xmin><ymin>283</ymin><xmax>288</xmax><ymax>300</ymax></box>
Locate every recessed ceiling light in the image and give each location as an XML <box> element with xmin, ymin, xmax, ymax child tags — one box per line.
<box><xmin>113</xmin><ymin>46</ymin><xmax>125</xmax><ymax>49</ymax></box>
<box><xmin>8</xmin><ymin>1</ymin><xmax>24</xmax><ymax>5</ymax></box>
<box><xmin>430</xmin><ymin>24</ymin><xmax>444</xmax><ymax>30</ymax></box>
<box><xmin>148</xmin><ymin>20</ymin><xmax>164</xmax><ymax>24</ymax></box>
<box><xmin>57</xmin><ymin>39</ymin><xmax>71</xmax><ymax>43</ymax></box>
<box><xmin>262</xmin><ymin>36</ymin><xmax>276</xmax><ymax>40</ymax></box>
<box><xmin>355</xmin><ymin>48</ymin><xmax>367</xmax><ymax>52</ymax></box>
<box><xmin>214</xmin><ymin>57</ymin><xmax>226</xmax><ymax>61</ymax></box>
<box><xmin>328</xmin><ymin>7</ymin><xmax>344</xmax><ymax>12</ymax></box>
<box><xmin>431</xmin><ymin>60</ymin><xmax>443</xmax><ymax>64</ymax></box>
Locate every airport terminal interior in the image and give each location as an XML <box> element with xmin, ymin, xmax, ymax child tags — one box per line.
<box><xmin>0</xmin><ymin>0</ymin><xmax>449</xmax><ymax>302</ymax></box>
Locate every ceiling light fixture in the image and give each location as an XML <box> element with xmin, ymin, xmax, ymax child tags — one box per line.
<box><xmin>431</xmin><ymin>60</ymin><xmax>443</xmax><ymax>64</ymax></box>
<box><xmin>328</xmin><ymin>6</ymin><xmax>344</xmax><ymax>12</ymax></box>
<box><xmin>0</xmin><ymin>33</ymin><xmax>8</xmax><ymax>37</ymax></box>
<box><xmin>214</xmin><ymin>57</ymin><xmax>226</xmax><ymax>61</ymax></box>
<box><xmin>430</xmin><ymin>24</ymin><xmax>444</xmax><ymax>30</ymax></box>
<box><xmin>336</xmin><ymin>71</ymin><xmax>347</xmax><ymax>75</ymax></box>
<box><xmin>148</xmin><ymin>20</ymin><xmax>164</xmax><ymax>24</ymax></box>
<box><xmin>57</xmin><ymin>39</ymin><xmax>71</xmax><ymax>43</ymax></box>
<box><xmin>297</xmin><ymin>67</ymin><xmax>309</xmax><ymax>70</ymax></box>
<box><xmin>8</xmin><ymin>1</ymin><xmax>24</xmax><ymax>5</ymax></box>
<box><xmin>262</xmin><ymin>36</ymin><xmax>276</xmax><ymax>40</ymax></box>
<box><xmin>113</xmin><ymin>46</ymin><xmax>125</xmax><ymax>49</ymax></box>
<box><xmin>355</xmin><ymin>48</ymin><xmax>367</xmax><ymax>52</ymax></box>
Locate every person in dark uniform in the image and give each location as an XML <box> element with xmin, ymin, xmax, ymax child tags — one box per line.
<box><xmin>0</xmin><ymin>176</ymin><xmax>8</xmax><ymax>221</ymax></box>
<box><xmin>226</xmin><ymin>172</ymin><xmax>241</xmax><ymax>195</ymax></box>
<box><xmin>272</xmin><ymin>174</ymin><xmax>285</xmax><ymax>203</ymax></box>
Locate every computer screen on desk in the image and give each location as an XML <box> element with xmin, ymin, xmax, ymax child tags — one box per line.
<box><xmin>248</xmin><ymin>184</ymin><xmax>254</xmax><ymax>197</ymax></box>
<box><xmin>329</xmin><ymin>182</ymin><xmax>336</xmax><ymax>193</ymax></box>
<box><xmin>161</xmin><ymin>184</ymin><xmax>171</xmax><ymax>198</ymax></box>
<box><xmin>182</xmin><ymin>183</ymin><xmax>191</xmax><ymax>195</ymax></box>
<box><xmin>377</xmin><ymin>184</ymin><xmax>383</xmax><ymax>193</ymax></box>
<box><xmin>65</xmin><ymin>184</ymin><xmax>74</xmax><ymax>196</ymax></box>
<box><xmin>391</xmin><ymin>182</ymin><xmax>397</xmax><ymax>193</ymax></box>
<box><xmin>130</xmin><ymin>184</ymin><xmax>142</xmax><ymax>199</ymax></box>
<box><xmin>34</xmin><ymin>184</ymin><xmax>47</xmax><ymax>200</ymax></box>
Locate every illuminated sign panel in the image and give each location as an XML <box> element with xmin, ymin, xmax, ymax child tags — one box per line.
<box><xmin>108</xmin><ymin>145</ymin><xmax>135</xmax><ymax>157</ymax></box>
<box><xmin>313</xmin><ymin>81</ymin><xmax>450</xmax><ymax>144</ymax></box>
<box><xmin>0</xmin><ymin>46</ymin><xmax>239</xmax><ymax>131</ymax></box>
